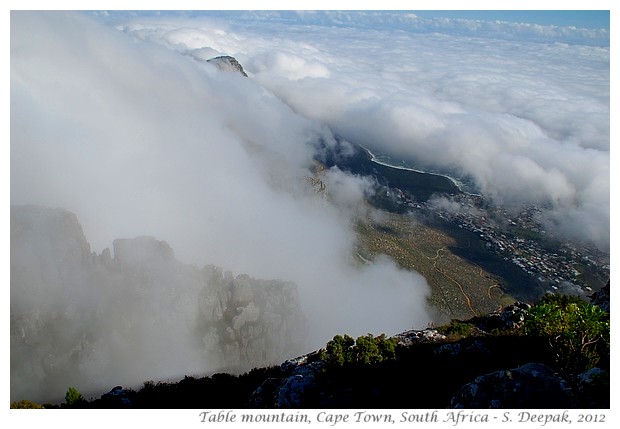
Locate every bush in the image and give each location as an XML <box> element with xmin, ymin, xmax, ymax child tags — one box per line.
<box><xmin>436</xmin><ymin>320</ymin><xmax>475</xmax><ymax>339</ymax></box>
<box><xmin>10</xmin><ymin>399</ymin><xmax>46</xmax><ymax>409</ymax></box>
<box><xmin>523</xmin><ymin>294</ymin><xmax>610</xmax><ymax>373</ymax></box>
<box><xmin>64</xmin><ymin>387</ymin><xmax>85</xmax><ymax>406</ymax></box>
<box><xmin>322</xmin><ymin>334</ymin><xmax>355</xmax><ymax>367</ymax></box>
<box><xmin>352</xmin><ymin>334</ymin><xmax>383</xmax><ymax>365</ymax></box>
<box><xmin>321</xmin><ymin>333</ymin><xmax>398</xmax><ymax>368</ymax></box>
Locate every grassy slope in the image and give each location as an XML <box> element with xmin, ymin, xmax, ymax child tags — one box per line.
<box><xmin>354</xmin><ymin>212</ymin><xmax>520</xmax><ymax>324</ymax></box>
<box><xmin>323</xmin><ymin>139</ymin><xmax>544</xmax><ymax>322</ymax></box>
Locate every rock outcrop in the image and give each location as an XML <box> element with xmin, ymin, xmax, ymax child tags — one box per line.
<box><xmin>206</xmin><ymin>55</ymin><xmax>248</xmax><ymax>77</ymax></box>
<box><xmin>470</xmin><ymin>301</ymin><xmax>532</xmax><ymax>332</ymax></box>
<box><xmin>10</xmin><ymin>205</ymin><xmax>306</xmax><ymax>403</ymax></box>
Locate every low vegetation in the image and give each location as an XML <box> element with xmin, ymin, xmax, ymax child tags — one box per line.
<box><xmin>523</xmin><ymin>294</ymin><xmax>610</xmax><ymax>373</ymax></box>
<box><xmin>320</xmin><ymin>333</ymin><xmax>398</xmax><ymax>367</ymax></box>
<box><xmin>10</xmin><ymin>399</ymin><xmax>46</xmax><ymax>409</ymax></box>
<box><xmin>435</xmin><ymin>320</ymin><xmax>477</xmax><ymax>339</ymax></box>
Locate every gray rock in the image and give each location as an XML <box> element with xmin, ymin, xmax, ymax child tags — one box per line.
<box><xmin>394</xmin><ymin>329</ymin><xmax>446</xmax><ymax>346</ymax></box>
<box><xmin>450</xmin><ymin>362</ymin><xmax>573</xmax><ymax>408</ymax></box>
<box><xmin>573</xmin><ymin>367</ymin><xmax>609</xmax><ymax>408</ymax></box>
<box><xmin>472</xmin><ymin>301</ymin><xmax>531</xmax><ymax>333</ymax></box>
<box><xmin>249</xmin><ymin>354</ymin><xmax>323</xmax><ymax>408</ymax></box>
<box><xmin>498</xmin><ymin>302</ymin><xmax>531</xmax><ymax>330</ymax></box>
<box><xmin>434</xmin><ymin>338</ymin><xmax>490</xmax><ymax>361</ymax></box>
<box><xmin>206</xmin><ymin>56</ymin><xmax>248</xmax><ymax>77</ymax></box>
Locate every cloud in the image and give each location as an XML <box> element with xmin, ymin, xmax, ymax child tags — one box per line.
<box><xmin>11</xmin><ymin>11</ymin><xmax>432</xmax><ymax>401</ymax></box>
<box><xmin>120</xmin><ymin>12</ymin><xmax>608</xmax><ymax>251</ymax></box>
<box><xmin>247</xmin><ymin>51</ymin><xmax>330</xmax><ymax>80</ymax></box>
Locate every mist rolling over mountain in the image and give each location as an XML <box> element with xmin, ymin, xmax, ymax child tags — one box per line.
<box><xmin>10</xmin><ymin>10</ymin><xmax>609</xmax><ymax>404</ymax></box>
<box><xmin>10</xmin><ymin>205</ymin><xmax>308</xmax><ymax>402</ymax></box>
<box><xmin>10</xmin><ymin>11</ymin><xmax>432</xmax><ymax>403</ymax></box>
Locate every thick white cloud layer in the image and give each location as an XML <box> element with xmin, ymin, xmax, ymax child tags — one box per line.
<box><xmin>114</xmin><ymin>11</ymin><xmax>609</xmax><ymax>251</ymax></box>
<box><xmin>11</xmin><ymin>10</ymin><xmax>431</xmax><ymax>371</ymax></box>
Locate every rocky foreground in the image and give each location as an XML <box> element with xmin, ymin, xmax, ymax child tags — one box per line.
<box><xmin>51</xmin><ymin>294</ymin><xmax>609</xmax><ymax>409</ymax></box>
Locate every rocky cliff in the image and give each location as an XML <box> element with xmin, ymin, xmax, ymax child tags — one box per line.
<box><xmin>10</xmin><ymin>205</ymin><xmax>307</xmax><ymax>403</ymax></box>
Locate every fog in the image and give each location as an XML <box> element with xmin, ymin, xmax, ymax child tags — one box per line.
<box><xmin>114</xmin><ymin>10</ymin><xmax>610</xmax><ymax>251</ymax></box>
<box><xmin>10</xmin><ymin>9</ymin><xmax>611</xmax><ymax>404</ymax></box>
<box><xmin>10</xmin><ymin>11</ymin><xmax>433</xmax><ymax>402</ymax></box>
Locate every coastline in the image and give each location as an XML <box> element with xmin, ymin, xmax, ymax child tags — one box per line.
<box><xmin>359</xmin><ymin>144</ymin><xmax>478</xmax><ymax>196</ymax></box>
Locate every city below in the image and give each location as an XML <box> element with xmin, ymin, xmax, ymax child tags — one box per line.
<box><xmin>390</xmin><ymin>186</ymin><xmax>609</xmax><ymax>296</ymax></box>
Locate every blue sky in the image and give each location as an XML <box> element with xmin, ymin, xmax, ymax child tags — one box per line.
<box><xmin>411</xmin><ymin>10</ymin><xmax>609</xmax><ymax>30</ymax></box>
<box><xmin>96</xmin><ymin>9</ymin><xmax>609</xmax><ymax>47</ymax></box>
<box><xmin>96</xmin><ymin>9</ymin><xmax>611</xmax><ymax>29</ymax></box>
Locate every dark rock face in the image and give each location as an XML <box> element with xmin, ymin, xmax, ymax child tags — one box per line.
<box><xmin>472</xmin><ymin>301</ymin><xmax>532</xmax><ymax>332</ymax></box>
<box><xmin>249</xmin><ymin>352</ymin><xmax>323</xmax><ymax>408</ymax></box>
<box><xmin>98</xmin><ymin>386</ymin><xmax>132</xmax><ymax>407</ymax></box>
<box><xmin>206</xmin><ymin>56</ymin><xmax>248</xmax><ymax>77</ymax></box>
<box><xmin>590</xmin><ymin>281</ymin><xmax>610</xmax><ymax>312</ymax></box>
<box><xmin>449</xmin><ymin>363</ymin><xmax>573</xmax><ymax>409</ymax></box>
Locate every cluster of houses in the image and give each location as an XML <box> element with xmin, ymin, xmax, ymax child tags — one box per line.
<box><xmin>406</xmin><ymin>192</ymin><xmax>609</xmax><ymax>294</ymax></box>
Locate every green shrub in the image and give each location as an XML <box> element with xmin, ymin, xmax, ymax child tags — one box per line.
<box><xmin>10</xmin><ymin>399</ymin><xmax>45</xmax><ymax>409</ymax></box>
<box><xmin>436</xmin><ymin>320</ymin><xmax>475</xmax><ymax>339</ymax></box>
<box><xmin>523</xmin><ymin>294</ymin><xmax>610</xmax><ymax>373</ymax></box>
<box><xmin>322</xmin><ymin>334</ymin><xmax>355</xmax><ymax>367</ymax></box>
<box><xmin>321</xmin><ymin>333</ymin><xmax>398</xmax><ymax>368</ymax></box>
<box><xmin>352</xmin><ymin>334</ymin><xmax>383</xmax><ymax>364</ymax></box>
<box><xmin>64</xmin><ymin>387</ymin><xmax>85</xmax><ymax>406</ymax></box>
<box><xmin>376</xmin><ymin>333</ymin><xmax>398</xmax><ymax>361</ymax></box>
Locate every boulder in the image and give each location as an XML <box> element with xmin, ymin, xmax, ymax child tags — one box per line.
<box><xmin>573</xmin><ymin>367</ymin><xmax>609</xmax><ymax>408</ymax></box>
<box><xmin>450</xmin><ymin>362</ymin><xmax>573</xmax><ymax>408</ymax></box>
<box><xmin>249</xmin><ymin>352</ymin><xmax>323</xmax><ymax>408</ymax></box>
<box><xmin>473</xmin><ymin>302</ymin><xmax>531</xmax><ymax>333</ymax></box>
